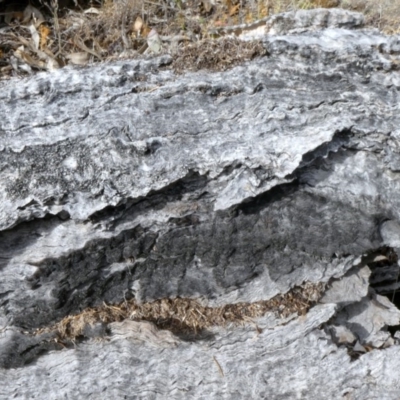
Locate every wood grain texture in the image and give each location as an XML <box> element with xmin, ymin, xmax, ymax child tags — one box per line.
<box><xmin>1</xmin><ymin>8</ymin><xmax>400</xmax><ymax>398</ymax></box>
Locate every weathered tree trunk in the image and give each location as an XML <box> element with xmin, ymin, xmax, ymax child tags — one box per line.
<box><xmin>1</xmin><ymin>8</ymin><xmax>400</xmax><ymax>399</ymax></box>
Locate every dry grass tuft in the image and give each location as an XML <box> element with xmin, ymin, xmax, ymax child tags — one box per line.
<box><xmin>172</xmin><ymin>36</ymin><xmax>267</xmax><ymax>72</ymax></box>
<box><xmin>36</xmin><ymin>282</ymin><xmax>325</xmax><ymax>341</ymax></box>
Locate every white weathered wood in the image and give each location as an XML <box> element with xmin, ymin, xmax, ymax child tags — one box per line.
<box><xmin>1</xmin><ymin>8</ymin><xmax>400</xmax><ymax>399</ymax></box>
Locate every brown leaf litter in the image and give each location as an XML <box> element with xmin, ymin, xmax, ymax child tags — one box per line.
<box><xmin>35</xmin><ymin>282</ymin><xmax>325</xmax><ymax>341</ymax></box>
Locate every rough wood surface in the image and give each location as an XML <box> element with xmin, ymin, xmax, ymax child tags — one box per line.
<box><xmin>1</xmin><ymin>8</ymin><xmax>400</xmax><ymax>399</ymax></box>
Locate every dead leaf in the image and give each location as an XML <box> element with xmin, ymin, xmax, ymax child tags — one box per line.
<box><xmin>229</xmin><ymin>4</ymin><xmax>240</xmax><ymax>16</ymax></box>
<box><xmin>146</xmin><ymin>28</ymin><xmax>162</xmax><ymax>54</ymax></box>
<box><xmin>66</xmin><ymin>52</ymin><xmax>89</xmax><ymax>65</ymax></box>
<box><xmin>84</xmin><ymin>7</ymin><xmax>101</xmax><ymax>15</ymax></box>
<box><xmin>29</xmin><ymin>24</ymin><xmax>40</xmax><ymax>50</ymax></box>
<box><xmin>133</xmin><ymin>16</ymin><xmax>143</xmax><ymax>34</ymax></box>
<box><xmin>11</xmin><ymin>33</ymin><xmax>59</xmax><ymax>71</ymax></box>
<box><xmin>46</xmin><ymin>57</ymin><xmax>59</xmax><ymax>71</ymax></box>
<box><xmin>14</xmin><ymin>47</ymin><xmax>45</xmax><ymax>69</ymax></box>
<box><xmin>10</xmin><ymin>55</ymin><xmax>21</xmax><ymax>73</ymax></box>
<box><xmin>39</xmin><ymin>25</ymin><xmax>51</xmax><ymax>50</ymax></box>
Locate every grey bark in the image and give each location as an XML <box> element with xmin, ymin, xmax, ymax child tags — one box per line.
<box><xmin>1</xmin><ymin>8</ymin><xmax>400</xmax><ymax>399</ymax></box>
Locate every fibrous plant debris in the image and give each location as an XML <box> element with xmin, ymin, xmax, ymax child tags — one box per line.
<box><xmin>172</xmin><ymin>36</ymin><xmax>267</xmax><ymax>72</ymax></box>
<box><xmin>36</xmin><ymin>282</ymin><xmax>325</xmax><ymax>341</ymax></box>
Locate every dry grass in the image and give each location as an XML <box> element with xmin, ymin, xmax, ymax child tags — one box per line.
<box><xmin>36</xmin><ymin>282</ymin><xmax>325</xmax><ymax>341</ymax></box>
<box><xmin>172</xmin><ymin>36</ymin><xmax>267</xmax><ymax>72</ymax></box>
<box><xmin>1</xmin><ymin>0</ymin><xmax>400</xmax><ymax>79</ymax></box>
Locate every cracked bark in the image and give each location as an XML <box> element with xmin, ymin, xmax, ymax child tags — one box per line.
<box><xmin>1</xmin><ymin>8</ymin><xmax>400</xmax><ymax>399</ymax></box>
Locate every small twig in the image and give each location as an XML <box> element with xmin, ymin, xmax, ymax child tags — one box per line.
<box><xmin>121</xmin><ymin>13</ymin><xmax>131</xmax><ymax>50</ymax></box>
<box><xmin>213</xmin><ymin>356</ymin><xmax>224</xmax><ymax>377</ymax></box>
<box><xmin>51</xmin><ymin>0</ymin><xmax>62</xmax><ymax>56</ymax></box>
